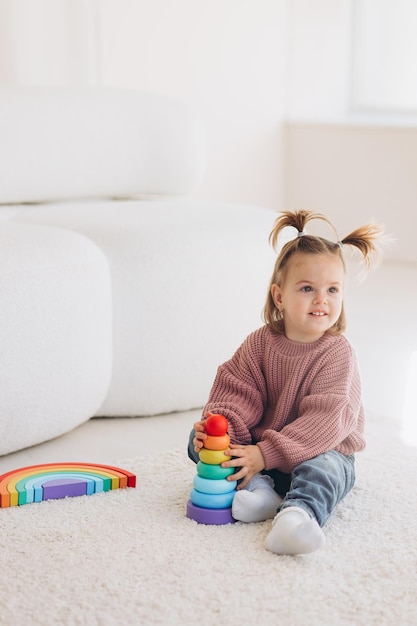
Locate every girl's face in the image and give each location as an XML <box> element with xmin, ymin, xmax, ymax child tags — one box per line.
<box><xmin>271</xmin><ymin>252</ymin><xmax>344</xmax><ymax>343</ymax></box>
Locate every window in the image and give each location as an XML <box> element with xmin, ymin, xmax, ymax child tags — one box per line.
<box><xmin>352</xmin><ymin>0</ymin><xmax>417</xmax><ymax>113</ymax></box>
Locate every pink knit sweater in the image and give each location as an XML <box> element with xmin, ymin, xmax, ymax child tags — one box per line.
<box><xmin>203</xmin><ymin>325</ymin><xmax>365</xmax><ymax>473</ymax></box>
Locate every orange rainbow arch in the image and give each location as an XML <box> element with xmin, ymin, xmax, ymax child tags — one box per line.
<box><xmin>0</xmin><ymin>462</ymin><xmax>136</xmax><ymax>508</ymax></box>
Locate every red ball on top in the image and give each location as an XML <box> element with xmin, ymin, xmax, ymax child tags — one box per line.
<box><xmin>205</xmin><ymin>413</ymin><xmax>228</xmax><ymax>437</ymax></box>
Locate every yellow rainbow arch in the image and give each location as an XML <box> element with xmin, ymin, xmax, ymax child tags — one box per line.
<box><xmin>0</xmin><ymin>462</ymin><xmax>136</xmax><ymax>508</ymax></box>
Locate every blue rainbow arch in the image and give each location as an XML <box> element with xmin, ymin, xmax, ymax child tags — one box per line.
<box><xmin>0</xmin><ymin>462</ymin><xmax>136</xmax><ymax>508</ymax></box>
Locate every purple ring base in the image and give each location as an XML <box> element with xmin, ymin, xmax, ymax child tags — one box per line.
<box><xmin>186</xmin><ymin>499</ymin><xmax>236</xmax><ymax>525</ymax></box>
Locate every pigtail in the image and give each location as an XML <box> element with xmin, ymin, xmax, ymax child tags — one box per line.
<box><xmin>340</xmin><ymin>223</ymin><xmax>385</xmax><ymax>270</ymax></box>
<box><xmin>269</xmin><ymin>209</ymin><xmax>338</xmax><ymax>251</ymax></box>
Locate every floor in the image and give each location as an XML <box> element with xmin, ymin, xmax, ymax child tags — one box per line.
<box><xmin>0</xmin><ymin>259</ymin><xmax>416</xmax><ymax>474</ymax></box>
<box><xmin>0</xmin><ymin>410</ymin><xmax>199</xmax><ymax>474</ymax></box>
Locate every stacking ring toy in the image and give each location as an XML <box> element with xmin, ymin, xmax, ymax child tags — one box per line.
<box><xmin>203</xmin><ymin>434</ymin><xmax>230</xmax><ymax>451</ymax></box>
<box><xmin>186</xmin><ymin>500</ymin><xmax>235</xmax><ymax>525</ymax></box>
<box><xmin>196</xmin><ymin>461</ymin><xmax>234</xmax><ymax>480</ymax></box>
<box><xmin>193</xmin><ymin>475</ymin><xmax>237</xmax><ymax>495</ymax></box>
<box><xmin>190</xmin><ymin>488</ymin><xmax>235</xmax><ymax>509</ymax></box>
<box><xmin>199</xmin><ymin>448</ymin><xmax>231</xmax><ymax>465</ymax></box>
<box><xmin>186</xmin><ymin>414</ymin><xmax>237</xmax><ymax>526</ymax></box>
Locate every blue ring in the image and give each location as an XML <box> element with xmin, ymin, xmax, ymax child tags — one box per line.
<box><xmin>193</xmin><ymin>475</ymin><xmax>237</xmax><ymax>495</ymax></box>
<box><xmin>190</xmin><ymin>489</ymin><xmax>235</xmax><ymax>509</ymax></box>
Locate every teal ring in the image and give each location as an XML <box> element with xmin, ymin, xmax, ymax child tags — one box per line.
<box><xmin>197</xmin><ymin>461</ymin><xmax>234</xmax><ymax>480</ymax></box>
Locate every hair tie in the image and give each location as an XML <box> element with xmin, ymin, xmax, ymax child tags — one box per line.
<box><xmin>337</xmin><ymin>241</ymin><xmax>343</xmax><ymax>249</ymax></box>
<box><xmin>297</xmin><ymin>231</ymin><xmax>306</xmax><ymax>238</ymax></box>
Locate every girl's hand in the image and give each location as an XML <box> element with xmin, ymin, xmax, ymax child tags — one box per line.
<box><xmin>192</xmin><ymin>419</ymin><xmax>207</xmax><ymax>452</ymax></box>
<box><xmin>222</xmin><ymin>444</ymin><xmax>266</xmax><ymax>489</ymax></box>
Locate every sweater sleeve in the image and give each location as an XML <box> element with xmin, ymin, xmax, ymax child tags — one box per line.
<box><xmin>203</xmin><ymin>329</ymin><xmax>267</xmax><ymax>445</ymax></box>
<box><xmin>257</xmin><ymin>341</ymin><xmax>364</xmax><ymax>472</ymax></box>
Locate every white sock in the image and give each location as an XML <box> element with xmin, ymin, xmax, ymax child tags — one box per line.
<box><xmin>232</xmin><ymin>473</ymin><xmax>283</xmax><ymax>523</ymax></box>
<box><xmin>264</xmin><ymin>506</ymin><xmax>325</xmax><ymax>555</ymax></box>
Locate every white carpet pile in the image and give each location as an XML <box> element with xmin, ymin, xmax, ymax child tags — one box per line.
<box><xmin>1</xmin><ymin>412</ymin><xmax>416</xmax><ymax>626</ymax></box>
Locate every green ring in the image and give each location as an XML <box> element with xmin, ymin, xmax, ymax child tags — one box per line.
<box><xmin>197</xmin><ymin>461</ymin><xmax>234</xmax><ymax>480</ymax></box>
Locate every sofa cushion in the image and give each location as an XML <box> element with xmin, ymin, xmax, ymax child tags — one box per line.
<box><xmin>0</xmin><ymin>222</ymin><xmax>112</xmax><ymax>455</ymax></box>
<box><xmin>13</xmin><ymin>199</ymin><xmax>275</xmax><ymax>417</ymax></box>
<box><xmin>0</xmin><ymin>86</ymin><xmax>205</xmax><ymax>204</ymax></box>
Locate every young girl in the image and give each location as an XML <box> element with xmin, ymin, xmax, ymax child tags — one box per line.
<box><xmin>188</xmin><ymin>209</ymin><xmax>384</xmax><ymax>555</ymax></box>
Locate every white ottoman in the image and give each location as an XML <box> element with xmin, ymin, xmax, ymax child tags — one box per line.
<box><xmin>13</xmin><ymin>199</ymin><xmax>275</xmax><ymax>416</ymax></box>
<box><xmin>0</xmin><ymin>222</ymin><xmax>112</xmax><ymax>455</ymax></box>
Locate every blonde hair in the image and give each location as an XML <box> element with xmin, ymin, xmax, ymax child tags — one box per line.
<box><xmin>263</xmin><ymin>209</ymin><xmax>385</xmax><ymax>335</ymax></box>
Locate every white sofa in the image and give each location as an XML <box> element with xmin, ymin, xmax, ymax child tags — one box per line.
<box><xmin>0</xmin><ymin>86</ymin><xmax>275</xmax><ymax>455</ymax></box>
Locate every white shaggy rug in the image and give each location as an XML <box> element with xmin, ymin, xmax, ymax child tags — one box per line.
<box><xmin>1</xmin><ymin>412</ymin><xmax>416</xmax><ymax>626</ymax></box>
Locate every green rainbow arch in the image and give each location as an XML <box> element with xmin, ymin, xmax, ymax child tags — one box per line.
<box><xmin>0</xmin><ymin>462</ymin><xmax>136</xmax><ymax>508</ymax></box>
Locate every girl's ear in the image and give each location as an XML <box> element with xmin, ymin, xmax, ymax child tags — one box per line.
<box><xmin>270</xmin><ymin>284</ymin><xmax>283</xmax><ymax>310</ymax></box>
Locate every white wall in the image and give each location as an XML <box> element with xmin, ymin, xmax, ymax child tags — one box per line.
<box><xmin>285</xmin><ymin>0</ymin><xmax>352</xmax><ymax>122</ymax></box>
<box><xmin>0</xmin><ymin>0</ymin><xmax>287</xmax><ymax>212</ymax></box>
<box><xmin>352</xmin><ymin>0</ymin><xmax>417</xmax><ymax>113</ymax></box>
<box><xmin>284</xmin><ymin>122</ymin><xmax>417</xmax><ymax>264</ymax></box>
<box><xmin>0</xmin><ymin>0</ymin><xmax>99</xmax><ymax>86</ymax></box>
<box><xmin>286</xmin><ymin>0</ymin><xmax>417</xmax><ymax>123</ymax></box>
<box><xmin>96</xmin><ymin>0</ymin><xmax>287</xmax><ymax>210</ymax></box>
<box><xmin>284</xmin><ymin>0</ymin><xmax>417</xmax><ymax>263</ymax></box>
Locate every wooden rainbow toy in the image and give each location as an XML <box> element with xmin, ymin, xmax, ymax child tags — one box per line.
<box><xmin>0</xmin><ymin>462</ymin><xmax>136</xmax><ymax>508</ymax></box>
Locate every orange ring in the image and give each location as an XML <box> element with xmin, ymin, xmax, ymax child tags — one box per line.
<box><xmin>203</xmin><ymin>434</ymin><xmax>230</xmax><ymax>451</ymax></box>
